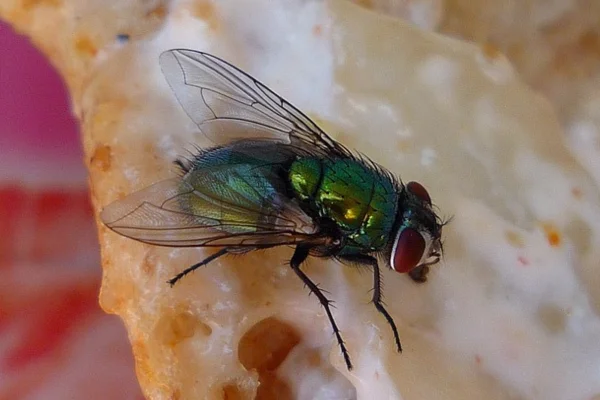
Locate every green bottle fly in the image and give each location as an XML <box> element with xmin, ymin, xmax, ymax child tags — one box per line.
<box><xmin>101</xmin><ymin>49</ymin><xmax>446</xmax><ymax>371</ymax></box>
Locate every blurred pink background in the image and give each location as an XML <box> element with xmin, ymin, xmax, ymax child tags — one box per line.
<box><xmin>0</xmin><ymin>21</ymin><xmax>143</xmax><ymax>399</ymax></box>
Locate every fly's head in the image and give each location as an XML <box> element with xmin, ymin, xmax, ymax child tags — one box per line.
<box><xmin>389</xmin><ymin>181</ymin><xmax>445</xmax><ymax>276</ymax></box>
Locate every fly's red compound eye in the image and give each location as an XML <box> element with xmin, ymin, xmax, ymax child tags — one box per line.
<box><xmin>406</xmin><ymin>181</ymin><xmax>431</xmax><ymax>205</ymax></box>
<box><xmin>391</xmin><ymin>228</ymin><xmax>426</xmax><ymax>273</ymax></box>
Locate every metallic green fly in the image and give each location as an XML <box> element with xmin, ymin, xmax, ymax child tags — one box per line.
<box><xmin>101</xmin><ymin>49</ymin><xmax>446</xmax><ymax>371</ymax></box>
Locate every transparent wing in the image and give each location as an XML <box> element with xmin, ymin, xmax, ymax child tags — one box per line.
<box><xmin>159</xmin><ymin>49</ymin><xmax>350</xmax><ymax>157</ymax></box>
<box><xmin>100</xmin><ymin>177</ymin><xmax>318</xmax><ymax>248</ymax></box>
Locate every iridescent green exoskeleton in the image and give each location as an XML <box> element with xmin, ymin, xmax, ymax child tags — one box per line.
<box><xmin>101</xmin><ymin>49</ymin><xmax>446</xmax><ymax>370</ymax></box>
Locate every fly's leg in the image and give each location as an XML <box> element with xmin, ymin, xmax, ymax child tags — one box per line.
<box><xmin>370</xmin><ymin>257</ymin><xmax>402</xmax><ymax>352</ymax></box>
<box><xmin>341</xmin><ymin>254</ymin><xmax>402</xmax><ymax>353</ymax></box>
<box><xmin>168</xmin><ymin>247</ymin><xmax>229</xmax><ymax>286</ymax></box>
<box><xmin>290</xmin><ymin>245</ymin><xmax>353</xmax><ymax>370</ymax></box>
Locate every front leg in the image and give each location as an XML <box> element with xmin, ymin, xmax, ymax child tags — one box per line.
<box><xmin>339</xmin><ymin>254</ymin><xmax>402</xmax><ymax>353</ymax></box>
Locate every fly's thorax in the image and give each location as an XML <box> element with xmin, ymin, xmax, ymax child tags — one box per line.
<box><xmin>289</xmin><ymin>157</ymin><xmax>398</xmax><ymax>252</ymax></box>
<box><xmin>289</xmin><ymin>157</ymin><xmax>323</xmax><ymax>201</ymax></box>
<box><xmin>389</xmin><ymin>181</ymin><xmax>443</xmax><ymax>274</ymax></box>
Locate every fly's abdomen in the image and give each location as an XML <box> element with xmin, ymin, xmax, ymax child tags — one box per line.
<box><xmin>289</xmin><ymin>157</ymin><xmax>397</xmax><ymax>252</ymax></box>
<box><xmin>181</xmin><ymin>142</ymin><xmax>313</xmax><ymax>236</ymax></box>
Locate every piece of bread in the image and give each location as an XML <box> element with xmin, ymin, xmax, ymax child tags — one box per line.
<box><xmin>3</xmin><ymin>1</ymin><xmax>599</xmax><ymax>399</ymax></box>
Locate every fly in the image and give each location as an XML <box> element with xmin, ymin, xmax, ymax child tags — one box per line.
<box><xmin>100</xmin><ymin>49</ymin><xmax>446</xmax><ymax>371</ymax></box>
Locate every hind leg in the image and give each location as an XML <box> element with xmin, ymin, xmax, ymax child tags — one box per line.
<box><xmin>168</xmin><ymin>247</ymin><xmax>229</xmax><ymax>286</ymax></box>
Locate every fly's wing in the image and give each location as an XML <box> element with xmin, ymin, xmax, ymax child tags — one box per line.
<box><xmin>100</xmin><ymin>174</ymin><xmax>318</xmax><ymax>248</ymax></box>
<box><xmin>159</xmin><ymin>49</ymin><xmax>351</xmax><ymax>157</ymax></box>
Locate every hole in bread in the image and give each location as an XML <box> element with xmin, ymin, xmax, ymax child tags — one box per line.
<box><xmin>155</xmin><ymin>308</ymin><xmax>211</xmax><ymax>347</ymax></box>
<box><xmin>90</xmin><ymin>144</ymin><xmax>112</xmax><ymax>172</ymax></box>
<box><xmin>221</xmin><ymin>383</ymin><xmax>244</xmax><ymax>400</ymax></box>
<box><xmin>238</xmin><ymin>317</ymin><xmax>301</xmax><ymax>371</ymax></box>
<box><xmin>237</xmin><ymin>317</ymin><xmax>300</xmax><ymax>399</ymax></box>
